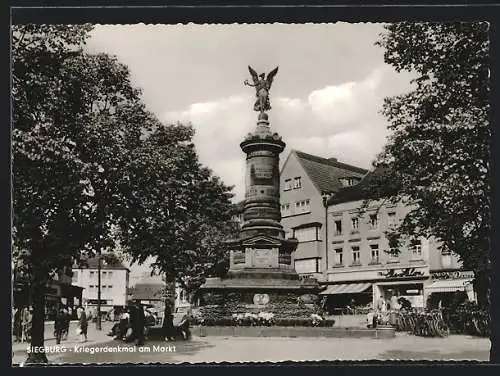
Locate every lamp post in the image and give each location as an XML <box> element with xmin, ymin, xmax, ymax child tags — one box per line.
<box><xmin>96</xmin><ymin>249</ymin><xmax>102</xmax><ymax>331</ymax></box>
<box><xmin>321</xmin><ymin>193</ymin><xmax>331</xmax><ymax>277</ymax></box>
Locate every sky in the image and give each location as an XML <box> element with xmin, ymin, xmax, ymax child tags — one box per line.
<box><xmin>85</xmin><ymin>23</ymin><xmax>415</xmax><ymax>280</ymax></box>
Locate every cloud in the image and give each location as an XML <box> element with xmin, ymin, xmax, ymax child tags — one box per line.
<box><xmin>162</xmin><ymin>66</ymin><xmax>403</xmax><ymax>202</ymax></box>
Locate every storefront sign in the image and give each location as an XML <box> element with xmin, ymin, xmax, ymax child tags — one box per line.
<box><xmin>431</xmin><ymin>270</ymin><xmax>474</xmax><ymax>280</ymax></box>
<box><xmin>379</xmin><ymin>268</ymin><xmax>424</xmax><ymax>279</ymax></box>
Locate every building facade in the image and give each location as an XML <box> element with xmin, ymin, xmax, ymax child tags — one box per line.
<box><xmin>322</xmin><ymin>168</ymin><xmax>475</xmax><ymax>312</ymax></box>
<box><xmin>279</xmin><ymin>150</ymin><xmax>368</xmax><ymax>279</ymax></box>
<box><xmin>72</xmin><ymin>257</ymin><xmax>130</xmax><ymax>315</ymax></box>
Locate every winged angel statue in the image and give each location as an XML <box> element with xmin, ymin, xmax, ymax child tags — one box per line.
<box><xmin>244</xmin><ymin>66</ymin><xmax>279</xmax><ymax>114</ymax></box>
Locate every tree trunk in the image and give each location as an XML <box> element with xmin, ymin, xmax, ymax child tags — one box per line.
<box><xmin>25</xmin><ymin>268</ymin><xmax>48</xmax><ymax>364</ymax></box>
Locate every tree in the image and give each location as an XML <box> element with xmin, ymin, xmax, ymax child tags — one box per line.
<box><xmin>370</xmin><ymin>23</ymin><xmax>490</xmax><ymax>307</ymax></box>
<box><xmin>116</xmin><ymin>123</ymin><xmax>238</xmax><ymax>297</ymax></box>
<box><xmin>13</xmin><ymin>24</ymin><xmax>96</xmax><ymax>363</ymax></box>
<box><xmin>12</xmin><ymin>25</ymin><xmax>156</xmax><ymax>363</ymax></box>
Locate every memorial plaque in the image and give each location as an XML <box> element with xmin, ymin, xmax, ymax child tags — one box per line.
<box><xmin>253</xmin><ymin>248</ymin><xmax>272</xmax><ymax>267</ymax></box>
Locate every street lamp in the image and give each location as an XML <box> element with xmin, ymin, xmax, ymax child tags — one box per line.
<box><xmin>321</xmin><ymin>192</ymin><xmax>333</xmax><ymax>276</ymax></box>
<box><xmin>96</xmin><ymin>249</ymin><xmax>102</xmax><ymax>331</ymax></box>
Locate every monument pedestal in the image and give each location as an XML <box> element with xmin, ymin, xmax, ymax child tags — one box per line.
<box><xmin>197</xmin><ymin>114</ymin><xmax>320</xmax><ymax>323</ymax></box>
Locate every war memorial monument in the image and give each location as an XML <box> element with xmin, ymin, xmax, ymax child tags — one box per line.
<box><xmin>197</xmin><ymin>67</ymin><xmax>321</xmax><ymax>324</ymax></box>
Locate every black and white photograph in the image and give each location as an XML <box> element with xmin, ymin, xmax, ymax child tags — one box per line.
<box><xmin>11</xmin><ymin>14</ymin><xmax>493</xmax><ymax>365</ymax></box>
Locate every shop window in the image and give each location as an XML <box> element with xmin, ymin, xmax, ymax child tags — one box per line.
<box><xmin>387</xmin><ymin>212</ymin><xmax>397</xmax><ymax>228</ymax></box>
<box><xmin>334</xmin><ymin>220</ymin><xmax>342</xmax><ymax>236</ymax></box>
<box><xmin>293</xmin><ymin>177</ymin><xmax>302</xmax><ymax>189</ymax></box>
<box><xmin>370</xmin><ymin>244</ymin><xmax>380</xmax><ymax>264</ymax></box>
<box><xmin>369</xmin><ymin>214</ymin><xmax>378</xmax><ymax>229</ymax></box>
<box><xmin>410</xmin><ymin>240</ymin><xmax>423</xmax><ymax>260</ymax></box>
<box><xmin>284</xmin><ymin>179</ymin><xmax>292</xmax><ymax>191</ymax></box>
<box><xmin>333</xmin><ymin>248</ymin><xmax>343</xmax><ymax>266</ymax></box>
<box><xmin>351</xmin><ymin>246</ymin><xmax>361</xmax><ymax>266</ymax></box>
<box><xmin>294</xmin><ymin>226</ymin><xmax>318</xmax><ymax>242</ymax></box>
<box><xmin>351</xmin><ymin>217</ymin><xmax>359</xmax><ymax>232</ymax></box>
<box><xmin>281</xmin><ymin>203</ymin><xmax>291</xmax><ymax>217</ymax></box>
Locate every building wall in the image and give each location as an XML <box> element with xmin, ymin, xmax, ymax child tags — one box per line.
<box><xmin>280</xmin><ymin>152</ymin><xmax>325</xmax><ymax>275</ymax></box>
<box><xmin>72</xmin><ymin>268</ymin><xmax>129</xmax><ymax>307</ymax></box>
<box><xmin>326</xmin><ymin>199</ymin><xmax>437</xmax><ymax>272</ymax></box>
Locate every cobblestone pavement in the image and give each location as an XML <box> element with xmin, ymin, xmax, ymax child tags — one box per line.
<box><xmin>12</xmin><ymin>331</ymin><xmax>491</xmax><ymax>365</ymax></box>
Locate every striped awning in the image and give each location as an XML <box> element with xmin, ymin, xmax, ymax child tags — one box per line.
<box><xmin>319</xmin><ymin>283</ymin><xmax>372</xmax><ymax>295</ymax></box>
<box><xmin>426</xmin><ymin>279</ymin><xmax>473</xmax><ymax>293</ymax></box>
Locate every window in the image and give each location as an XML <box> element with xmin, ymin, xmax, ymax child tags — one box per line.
<box><xmin>388</xmin><ymin>248</ymin><xmax>399</xmax><ymax>263</ymax></box>
<box><xmin>351</xmin><ymin>217</ymin><xmax>359</xmax><ymax>232</ymax></box>
<box><xmin>293</xmin><ymin>177</ymin><xmax>302</xmax><ymax>189</ymax></box>
<box><xmin>387</xmin><ymin>212</ymin><xmax>397</xmax><ymax>227</ymax></box>
<box><xmin>351</xmin><ymin>246</ymin><xmax>361</xmax><ymax>265</ymax></box>
<box><xmin>294</xmin><ymin>259</ymin><xmax>319</xmax><ymax>274</ymax></box>
<box><xmin>107</xmin><ymin>285</ymin><xmax>113</xmax><ymax>290</ymax></box>
<box><xmin>333</xmin><ymin>248</ymin><xmax>343</xmax><ymax>266</ymax></box>
<box><xmin>294</xmin><ymin>227</ymin><xmax>318</xmax><ymax>242</ymax></box>
<box><xmin>284</xmin><ymin>179</ymin><xmax>292</xmax><ymax>191</ymax></box>
<box><xmin>369</xmin><ymin>214</ymin><xmax>378</xmax><ymax>229</ymax></box>
<box><xmin>410</xmin><ymin>240</ymin><xmax>422</xmax><ymax>260</ymax></box>
<box><xmin>90</xmin><ymin>271</ymin><xmax>95</xmax><ymax>278</ymax></box>
<box><xmin>441</xmin><ymin>251</ymin><xmax>452</xmax><ymax>268</ymax></box>
<box><xmin>295</xmin><ymin>199</ymin><xmax>310</xmax><ymax>214</ymax></box>
<box><xmin>370</xmin><ymin>244</ymin><xmax>380</xmax><ymax>264</ymax></box>
<box><xmin>108</xmin><ymin>271</ymin><xmax>113</xmax><ymax>279</ymax></box>
<box><xmin>334</xmin><ymin>220</ymin><xmax>342</xmax><ymax>236</ymax></box>
<box><xmin>281</xmin><ymin>203</ymin><xmax>291</xmax><ymax>217</ymax></box>
<box><xmin>102</xmin><ymin>271</ymin><xmax>107</xmax><ymax>278</ymax></box>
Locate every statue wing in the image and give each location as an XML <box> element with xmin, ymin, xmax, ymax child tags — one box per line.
<box><xmin>248</xmin><ymin>65</ymin><xmax>259</xmax><ymax>85</ymax></box>
<box><xmin>266</xmin><ymin>66</ymin><xmax>279</xmax><ymax>86</ymax></box>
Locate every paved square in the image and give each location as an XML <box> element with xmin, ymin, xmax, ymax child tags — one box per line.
<box><xmin>12</xmin><ymin>324</ymin><xmax>491</xmax><ymax>364</ymax></box>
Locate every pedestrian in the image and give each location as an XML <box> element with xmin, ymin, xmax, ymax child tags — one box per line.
<box><xmin>21</xmin><ymin>307</ymin><xmax>32</xmax><ymax>342</ymax></box>
<box><xmin>162</xmin><ymin>303</ymin><xmax>174</xmax><ymax>342</ymax></box>
<box><xmin>54</xmin><ymin>307</ymin><xmax>66</xmax><ymax>344</ymax></box>
<box><xmin>13</xmin><ymin>307</ymin><xmax>22</xmax><ymax>342</ymax></box>
<box><xmin>77</xmin><ymin>305</ymin><xmax>88</xmax><ymax>342</ymax></box>
<box><xmin>135</xmin><ymin>302</ymin><xmax>146</xmax><ymax>346</ymax></box>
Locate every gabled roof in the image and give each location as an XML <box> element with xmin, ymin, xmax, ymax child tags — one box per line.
<box><xmin>328</xmin><ymin>166</ymin><xmax>389</xmax><ymax>205</ymax></box>
<box><xmin>293</xmin><ymin>150</ymin><xmax>369</xmax><ymax>194</ymax></box>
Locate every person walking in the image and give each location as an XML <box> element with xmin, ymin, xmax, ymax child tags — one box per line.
<box><xmin>135</xmin><ymin>302</ymin><xmax>146</xmax><ymax>346</ymax></box>
<box><xmin>77</xmin><ymin>305</ymin><xmax>88</xmax><ymax>342</ymax></box>
<box><xmin>54</xmin><ymin>307</ymin><xmax>66</xmax><ymax>344</ymax></box>
<box><xmin>162</xmin><ymin>303</ymin><xmax>174</xmax><ymax>342</ymax></box>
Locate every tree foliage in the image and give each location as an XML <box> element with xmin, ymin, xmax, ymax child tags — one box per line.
<box><xmin>12</xmin><ymin>24</ymin><xmax>237</xmax><ymax>363</ymax></box>
<box><xmin>370</xmin><ymin>23</ymin><xmax>490</xmax><ymax>306</ymax></box>
<box><xmin>116</xmin><ymin>123</ymin><xmax>239</xmax><ymax>289</ymax></box>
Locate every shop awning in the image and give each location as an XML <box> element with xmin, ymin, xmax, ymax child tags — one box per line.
<box><xmin>319</xmin><ymin>283</ymin><xmax>372</xmax><ymax>295</ymax></box>
<box><xmin>426</xmin><ymin>278</ymin><xmax>473</xmax><ymax>293</ymax></box>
